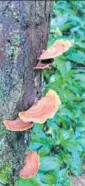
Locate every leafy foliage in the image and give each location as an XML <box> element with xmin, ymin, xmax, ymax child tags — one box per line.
<box><xmin>16</xmin><ymin>0</ymin><xmax>85</xmax><ymax>185</ymax></box>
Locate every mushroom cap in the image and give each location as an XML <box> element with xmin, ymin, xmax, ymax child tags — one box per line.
<box><xmin>3</xmin><ymin>118</ymin><xmax>33</xmax><ymax>131</ymax></box>
<box><xmin>19</xmin><ymin>151</ymin><xmax>40</xmax><ymax>179</ymax></box>
<box><xmin>38</xmin><ymin>40</ymin><xmax>72</xmax><ymax>60</ymax></box>
<box><xmin>19</xmin><ymin>90</ymin><xmax>61</xmax><ymax>124</ymax></box>
<box><xmin>34</xmin><ymin>61</ymin><xmax>51</xmax><ymax>69</ymax></box>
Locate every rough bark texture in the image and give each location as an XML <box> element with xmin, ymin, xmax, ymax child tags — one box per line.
<box><xmin>0</xmin><ymin>1</ymin><xmax>53</xmax><ymax>185</ymax></box>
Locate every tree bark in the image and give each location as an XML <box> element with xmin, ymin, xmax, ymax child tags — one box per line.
<box><xmin>0</xmin><ymin>1</ymin><xmax>53</xmax><ymax>185</ymax></box>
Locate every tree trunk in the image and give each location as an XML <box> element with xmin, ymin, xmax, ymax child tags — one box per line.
<box><xmin>0</xmin><ymin>1</ymin><xmax>53</xmax><ymax>185</ymax></box>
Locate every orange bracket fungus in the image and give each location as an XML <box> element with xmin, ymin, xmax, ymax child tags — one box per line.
<box><xmin>34</xmin><ymin>39</ymin><xmax>71</xmax><ymax>69</ymax></box>
<box><xmin>34</xmin><ymin>61</ymin><xmax>51</xmax><ymax>69</ymax></box>
<box><xmin>3</xmin><ymin>117</ymin><xmax>33</xmax><ymax>131</ymax></box>
<box><xmin>34</xmin><ymin>58</ymin><xmax>53</xmax><ymax>70</ymax></box>
<box><xmin>38</xmin><ymin>39</ymin><xmax>72</xmax><ymax>60</ymax></box>
<box><xmin>19</xmin><ymin>89</ymin><xmax>61</xmax><ymax>124</ymax></box>
<box><xmin>19</xmin><ymin>151</ymin><xmax>40</xmax><ymax>179</ymax></box>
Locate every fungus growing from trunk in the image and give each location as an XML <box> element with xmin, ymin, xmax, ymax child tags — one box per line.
<box><xmin>34</xmin><ymin>61</ymin><xmax>51</xmax><ymax>69</ymax></box>
<box><xmin>34</xmin><ymin>58</ymin><xmax>53</xmax><ymax>70</ymax></box>
<box><xmin>19</xmin><ymin>90</ymin><xmax>61</xmax><ymax>124</ymax></box>
<box><xmin>3</xmin><ymin>118</ymin><xmax>33</xmax><ymax>131</ymax></box>
<box><xmin>38</xmin><ymin>39</ymin><xmax>72</xmax><ymax>60</ymax></box>
<box><xmin>19</xmin><ymin>151</ymin><xmax>40</xmax><ymax>179</ymax></box>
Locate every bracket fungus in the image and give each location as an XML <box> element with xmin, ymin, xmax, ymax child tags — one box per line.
<box><xmin>3</xmin><ymin>118</ymin><xmax>33</xmax><ymax>131</ymax></box>
<box><xmin>34</xmin><ymin>61</ymin><xmax>51</xmax><ymax>69</ymax></box>
<box><xmin>19</xmin><ymin>151</ymin><xmax>40</xmax><ymax>179</ymax></box>
<box><xmin>19</xmin><ymin>90</ymin><xmax>61</xmax><ymax>124</ymax></box>
<box><xmin>38</xmin><ymin>39</ymin><xmax>72</xmax><ymax>60</ymax></box>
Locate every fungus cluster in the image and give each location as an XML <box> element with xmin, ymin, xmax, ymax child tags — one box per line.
<box><xmin>3</xmin><ymin>39</ymin><xmax>71</xmax><ymax>179</ymax></box>
<box><xmin>3</xmin><ymin>90</ymin><xmax>61</xmax><ymax>130</ymax></box>
<box><xmin>3</xmin><ymin>90</ymin><xmax>61</xmax><ymax>178</ymax></box>
<box><xmin>35</xmin><ymin>39</ymin><xmax>72</xmax><ymax>69</ymax></box>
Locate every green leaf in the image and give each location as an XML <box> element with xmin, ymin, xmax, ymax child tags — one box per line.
<box><xmin>40</xmin><ymin>172</ymin><xmax>57</xmax><ymax>185</ymax></box>
<box><xmin>16</xmin><ymin>176</ymin><xmax>44</xmax><ymax>186</ymax></box>
<box><xmin>67</xmin><ymin>50</ymin><xmax>85</xmax><ymax>64</ymax></box>
<box><xmin>53</xmin><ymin>58</ymin><xmax>72</xmax><ymax>77</ymax></box>
<box><xmin>71</xmin><ymin>150</ymin><xmax>82</xmax><ymax>175</ymax></box>
<box><xmin>40</xmin><ymin>156</ymin><xmax>60</xmax><ymax>171</ymax></box>
<box><xmin>74</xmin><ymin>74</ymin><xmax>85</xmax><ymax>82</ymax></box>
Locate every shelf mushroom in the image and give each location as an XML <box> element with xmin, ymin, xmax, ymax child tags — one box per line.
<box><xmin>34</xmin><ymin>39</ymin><xmax>72</xmax><ymax>69</ymax></box>
<box><xmin>39</xmin><ymin>39</ymin><xmax>72</xmax><ymax>60</ymax></box>
<box><xmin>19</xmin><ymin>151</ymin><xmax>40</xmax><ymax>179</ymax></box>
<box><xmin>3</xmin><ymin>117</ymin><xmax>33</xmax><ymax>131</ymax></box>
<box><xmin>34</xmin><ymin>61</ymin><xmax>51</xmax><ymax>69</ymax></box>
<box><xmin>19</xmin><ymin>90</ymin><xmax>61</xmax><ymax>124</ymax></box>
